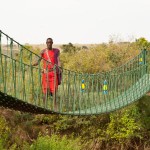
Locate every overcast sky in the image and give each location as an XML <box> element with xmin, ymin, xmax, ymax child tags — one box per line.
<box><xmin>1</xmin><ymin>0</ymin><xmax>150</xmax><ymax>44</ymax></box>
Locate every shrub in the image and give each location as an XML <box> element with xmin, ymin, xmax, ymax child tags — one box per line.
<box><xmin>30</xmin><ymin>134</ymin><xmax>82</xmax><ymax>150</ymax></box>
<box><xmin>0</xmin><ymin>116</ymin><xmax>10</xmax><ymax>148</ymax></box>
<box><xmin>106</xmin><ymin>105</ymin><xmax>143</xmax><ymax>142</ymax></box>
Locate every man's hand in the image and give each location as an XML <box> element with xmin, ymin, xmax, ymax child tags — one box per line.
<box><xmin>32</xmin><ymin>62</ymin><xmax>38</xmax><ymax>66</ymax></box>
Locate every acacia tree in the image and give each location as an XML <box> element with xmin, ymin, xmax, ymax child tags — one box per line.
<box><xmin>61</xmin><ymin>43</ymin><xmax>80</xmax><ymax>53</ymax></box>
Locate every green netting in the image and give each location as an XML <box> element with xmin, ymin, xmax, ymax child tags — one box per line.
<box><xmin>0</xmin><ymin>30</ymin><xmax>150</xmax><ymax>115</ymax></box>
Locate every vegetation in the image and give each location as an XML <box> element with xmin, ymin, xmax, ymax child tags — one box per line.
<box><xmin>0</xmin><ymin>37</ymin><xmax>150</xmax><ymax>149</ymax></box>
<box><xmin>0</xmin><ymin>98</ymin><xmax>150</xmax><ymax>149</ymax></box>
<box><xmin>30</xmin><ymin>134</ymin><xmax>81</xmax><ymax>150</ymax></box>
<box><xmin>60</xmin><ymin>40</ymin><xmax>141</xmax><ymax>73</ymax></box>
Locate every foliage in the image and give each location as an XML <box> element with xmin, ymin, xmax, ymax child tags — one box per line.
<box><xmin>0</xmin><ymin>116</ymin><xmax>10</xmax><ymax>148</ymax></box>
<box><xmin>61</xmin><ymin>43</ymin><xmax>81</xmax><ymax>54</ymax></box>
<box><xmin>0</xmin><ymin>101</ymin><xmax>150</xmax><ymax>149</ymax></box>
<box><xmin>106</xmin><ymin>105</ymin><xmax>143</xmax><ymax>141</ymax></box>
<box><xmin>60</xmin><ymin>42</ymin><xmax>139</xmax><ymax>73</ymax></box>
<box><xmin>1</xmin><ymin>40</ymin><xmax>150</xmax><ymax>149</ymax></box>
<box><xmin>30</xmin><ymin>134</ymin><xmax>82</xmax><ymax>150</ymax></box>
<box><xmin>137</xmin><ymin>96</ymin><xmax>150</xmax><ymax>130</ymax></box>
<box><xmin>135</xmin><ymin>37</ymin><xmax>150</xmax><ymax>50</ymax></box>
<box><xmin>53</xmin><ymin>115</ymin><xmax>109</xmax><ymax>138</ymax></box>
<box><xmin>0</xmin><ymin>139</ymin><xmax>5</xmax><ymax>150</ymax></box>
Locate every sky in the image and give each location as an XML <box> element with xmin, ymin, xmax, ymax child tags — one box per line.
<box><xmin>0</xmin><ymin>0</ymin><xmax>150</xmax><ymax>44</ymax></box>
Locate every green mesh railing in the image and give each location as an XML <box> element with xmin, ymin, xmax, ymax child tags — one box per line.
<box><xmin>0</xmin><ymin>30</ymin><xmax>150</xmax><ymax>115</ymax></box>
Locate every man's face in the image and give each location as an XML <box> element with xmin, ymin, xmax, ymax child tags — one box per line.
<box><xmin>46</xmin><ymin>39</ymin><xmax>53</xmax><ymax>49</ymax></box>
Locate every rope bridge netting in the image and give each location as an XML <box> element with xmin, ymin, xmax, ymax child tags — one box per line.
<box><xmin>0</xmin><ymin>30</ymin><xmax>150</xmax><ymax>115</ymax></box>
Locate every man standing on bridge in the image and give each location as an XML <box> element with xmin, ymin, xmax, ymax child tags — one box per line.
<box><xmin>32</xmin><ymin>38</ymin><xmax>61</xmax><ymax>111</ymax></box>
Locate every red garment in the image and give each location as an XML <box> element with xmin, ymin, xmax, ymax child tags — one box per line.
<box><xmin>41</xmin><ymin>49</ymin><xmax>58</xmax><ymax>94</ymax></box>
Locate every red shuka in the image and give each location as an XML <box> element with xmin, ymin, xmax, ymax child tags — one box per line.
<box><xmin>41</xmin><ymin>48</ymin><xmax>59</xmax><ymax>94</ymax></box>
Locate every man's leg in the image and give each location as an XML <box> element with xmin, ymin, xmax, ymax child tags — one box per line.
<box><xmin>50</xmin><ymin>92</ymin><xmax>53</xmax><ymax>96</ymax></box>
<box><xmin>49</xmin><ymin>72</ymin><xmax>58</xmax><ymax>111</ymax></box>
<box><xmin>43</xmin><ymin>94</ymin><xmax>46</xmax><ymax>105</ymax></box>
<box><xmin>42</xmin><ymin>74</ymin><xmax>47</xmax><ymax>107</ymax></box>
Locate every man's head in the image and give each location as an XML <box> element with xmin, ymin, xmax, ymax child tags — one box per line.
<box><xmin>46</xmin><ymin>38</ymin><xmax>53</xmax><ymax>50</ymax></box>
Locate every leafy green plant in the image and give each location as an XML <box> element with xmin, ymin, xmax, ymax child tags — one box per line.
<box><xmin>106</xmin><ymin>105</ymin><xmax>143</xmax><ymax>141</ymax></box>
<box><xmin>0</xmin><ymin>139</ymin><xmax>5</xmax><ymax>150</ymax></box>
<box><xmin>30</xmin><ymin>134</ymin><xmax>82</xmax><ymax>150</ymax></box>
<box><xmin>136</xmin><ymin>37</ymin><xmax>150</xmax><ymax>50</ymax></box>
<box><xmin>61</xmin><ymin>42</ymin><xmax>139</xmax><ymax>73</ymax></box>
<box><xmin>0</xmin><ymin>116</ymin><xmax>10</xmax><ymax>148</ymax></box>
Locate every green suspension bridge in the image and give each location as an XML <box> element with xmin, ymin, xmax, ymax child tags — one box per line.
<box><xmin>0</xmin><ymin>30</ymin><xmax>150</xmax><ymax>115</ymax></box>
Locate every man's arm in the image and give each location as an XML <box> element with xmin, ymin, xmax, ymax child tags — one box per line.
<box><xmin>32</xmin><ymin>60</ymin><xmax>40</xmax><ymax>66</ymax></box>
<box><xmin>32</xmin><ymin>58</ymin><xmax>42</xmax><ymax>66</ymax></box>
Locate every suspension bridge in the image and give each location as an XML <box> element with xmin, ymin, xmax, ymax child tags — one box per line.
<box><xmin>0</xmin><ymin>30</ymin><xmax>150</xmax><ymax>115</ymax></box>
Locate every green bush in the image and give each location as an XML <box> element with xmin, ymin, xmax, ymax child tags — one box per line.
<box><xmin>137</xmin><ymin>96</ymin><xmax>150</xmax><ymax>130</ymax></box>
<box><xmin>30</xmin><ymin>134</ymin><xmax>81</xmax><ymax>150</ymax></box>
<box><xmin>60</xmin><ymin>42</ymin><xmax>139</xmax><ymax>73</ymax></box>
<box><xmin>106</xmin><ymin>105</ymin><xmax>143</xmax><ymax>141</ymax></box>
<box><xmin>0</xmin><ymin>116</ymin><xmax>10</xmax><ymax>148</ymax></box>
<box><xmin>0</xmin><ymin>139</ymin><xmax>5</xmax><ymax>150</ymax></box>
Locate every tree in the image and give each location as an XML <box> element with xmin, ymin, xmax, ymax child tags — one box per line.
<box><xmin>135</xmin><ymin>37</ymin><xmax>150</xmax><ymax>50</ymax></box>
<box><xmin>61</xmin><ymin>43</ymin><xmax>80</xmax><ymax>53</ymax></box>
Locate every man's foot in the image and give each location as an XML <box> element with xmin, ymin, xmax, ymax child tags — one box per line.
<box><xmin>50</xmin><ymin>92</ymin><xmax>53</xmax><ymax>96</ymax></box>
